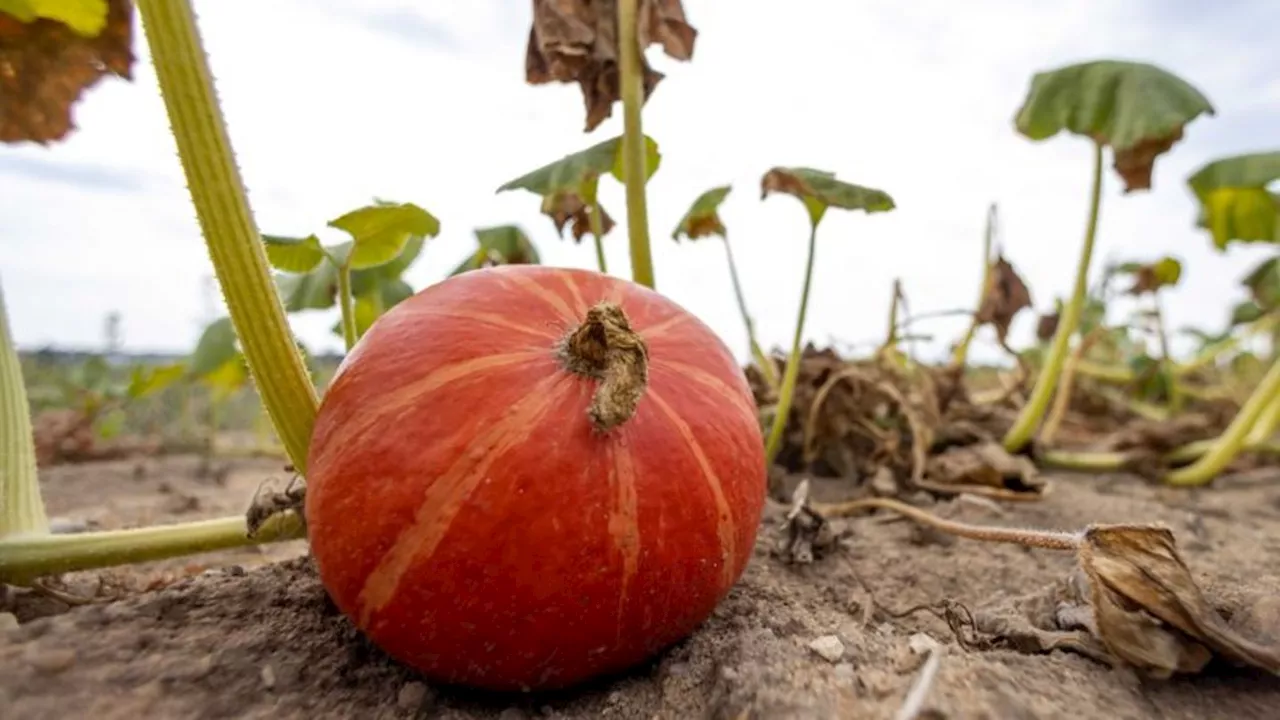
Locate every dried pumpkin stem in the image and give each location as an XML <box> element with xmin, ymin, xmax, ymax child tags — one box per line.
<box><xmin>814</xmin><ymin>497</ymin><xmax>1080</xmax><ymax>551</ymax></box>
<box><xmin>617</xmin><ymin>0</ymin><xmax>655</xmax><ymax>289</ymax></box>
<box><xmin>560</xmin><ymin>302</ymin><xmax>649</xmax><ymax>432</ymax></box>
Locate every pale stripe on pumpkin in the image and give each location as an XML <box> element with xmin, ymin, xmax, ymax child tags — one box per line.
<box><xmin>607</xmin><ymin>439</ymin><xmax>641</xmax><ymax>644</ymax></box>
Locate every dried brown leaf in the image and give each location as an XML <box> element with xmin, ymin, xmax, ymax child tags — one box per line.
<box><xmin>0</xmin><ymin>0</ymin><xmax>135</xmax><ymax>145</ymax></box>
<box><xmin>1078</xmin><ymin>524</ymin><xmax>1280</xmax><ymax>678</ymax></box>
<box><xmin>975</xmin><ymin>256</ymin><xmax>1032</xmax><ymax>343</ymax></box>
<box><xmin>525</xmin><ymin>0</ymin><xmax>696</xmax><ymax>131</ymax></box>
<box><xmin>541</xmin><ymin>191</ymin><xmax>615</xmax><ymax>242</ymax></box>
<box><xmin>1035</xmin><ymin>312</ymin><xmax>1059</xmax><ymax>343</ymax></box>
<box><xmin>1110</xmin><ymin>127</ymin><xmax>1182</xmax><ymax>194</ymax></box>
<box><xmin>919</xmin><ymin>441</ymin><xmax>1046</xmax><ymax>500</ymax></box>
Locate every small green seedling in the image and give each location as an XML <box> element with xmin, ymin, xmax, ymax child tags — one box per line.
<box><xmin>1002</xmin><ymin>59</ymin><xmax>1215</xmax><ymax>453</ymax></box>
<box><xmin>497</xmin><ymin>134</ymin><xmax>661</xmax><ymax>276</ymax></box>
<box><xmin>671</xmin><ymin>185</ymin><xmax>779</xmax><ymax>393</ymax></box>
<box><xmin>759</xmin><ymin>167</ymin><xmax>896</xmax><ymax>467</ymax></box>
<box><xmin>451</xmin><ymin>225</ymin><xmax>542</xmax><ymax>276</ymax></box>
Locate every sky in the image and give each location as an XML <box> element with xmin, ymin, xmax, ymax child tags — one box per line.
<box><xmin>2</xmin><ymin>0</ymin><xmax>1279</xmax><ymax>366</ymax></box>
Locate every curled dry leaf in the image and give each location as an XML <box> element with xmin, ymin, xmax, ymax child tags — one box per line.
<box><xmin>0</xmin><ymin>0</ymin><xmax>134</xmax><ymax>145</ymax></box>
<box><xmin>542</xmin><ymin>191</ymin><xmax>616</xmax><ymax>242</ymax></box>
<box><xmin>1035</xmin><ymin>311</ymin><xmax>1059</xmax><ymax>343</ymax></box>
<box><xmin>524</xmin><ymin>0</ymin><xmax>696</xmax><ymax>131</ymax></box>
<box><xmin>975</xmin><ymin>255</ymin><xmax>1033</xmax><ymax>343</ymax></box>
<box><xmin>920</xmin><ymin>441</ymin><xmax>1046</xmax><ymax>501</ymax></box>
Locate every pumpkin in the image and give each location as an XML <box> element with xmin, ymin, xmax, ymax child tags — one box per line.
<box><xmin>304</xmin><ymin>265</ymin><xmax>767</xmax><ymax>692</ymax></box>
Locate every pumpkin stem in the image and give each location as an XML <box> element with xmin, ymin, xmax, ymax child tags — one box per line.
<box><xmin>559</xmin><ymin>302</ymin><xmax>649</xmax><ymax>432</ymax></box>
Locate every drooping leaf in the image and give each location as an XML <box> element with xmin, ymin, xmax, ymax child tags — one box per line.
<box><xmin>1187</xmin><ymin>152</ymin><xmax>1280</xmax><ymax>250</ymax></box>
<box><xmin>672</xmin><ymin>185</ymin><xmax>732</xmax><ymax>241</ymax></box>
<box><xmin>1230</xmin><ymin>299</ymin><xmax>1265</xmax><ymax>326</ymax></box>
<box><xmin>760</xmin><ymin>167</ymin><xmax>896</xmax><ymax>226</ymax></box>
<box><xmin>524</xmin><ymin>0</ymin><xmax>695</xmax><ymax>131</ymax></box>
<box><xmin>498</xmin><ymin>135</ymin><xmax>661</xmax><ymax>199</ymax></box>
<box><xmin>0</xmin><ymin>0</ymin><xmax>134</xmax><ymax>145</ymax></box>
<box><xmin>541</xmin><ymin>192</ymin><xmax>615</xmax><ymax>243</ymax></box>
<box><xmin>975</xmin><ymin>255</ymin><xmax>1033</xmax><ymax>342</ymax></box>
<box><xmin>275</xmin><ymin>266</ymin><xmax>338</xmax><ymax>312</ymax></box>
<box><xmin>451</xmin><ymin>225</ymin><xmax>542</xmax><ymax>276</ymax></box>
<box><xmin>1242</xmin><ymin>256</ymin><xmax>1280</xmax><ymax>311</ymax></box>
<box><xmin>262</xmin><ymin>234</ymin><xmax>327</xmax><ymax>274</ymax></box>
<box><xmin>1013</xmin><ymin>60</ymin><xmax>1215</xmax><ymax>192</ymax></box>
<box><xmin>327</xmin><ymin>201</ymin><xmax>440</xmax><ymax>270</ymax></box>
<box><xmin>189</xmin><ymin>317</ymin><xmax>239</xmax><ymax>378</ymax></box>
<box><xmin>126</xmin><ymin>361</ymin><xmax>186</xmax><ymax>399</ymax></box>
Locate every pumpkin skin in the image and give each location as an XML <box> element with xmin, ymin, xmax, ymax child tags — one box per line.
<box><xmin>304</xmin><ymin>264</ymin><xmax>767</xmax><ymax>692</ymax></box>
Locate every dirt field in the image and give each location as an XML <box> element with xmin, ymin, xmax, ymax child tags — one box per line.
<box><xmin>4</xmin><ymin>454</ymin><xmax>1280</xmax><ymax>719</ymax></box>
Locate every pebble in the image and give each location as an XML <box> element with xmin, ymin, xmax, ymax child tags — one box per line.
<box><xmin>48</xmin><ymin>517</ymin><xmax>90</xmax><ymax>535</ymax></box>
<box><xmin>807</xmin><ymin>635</ymin><xmax>845</xmax><ymax>663</ymax></box>
<box><xmin>833</xmin><ymin>662</ymin><xmax>856</xmax><ymax>682</ymax></box>
<box><xmin>260</xmin><ymin>664</ymin><xmax>277</xmax><ymax>690</ymax></box>
<box><xmin>0</xmin><ymin>612</ymin><xmax>18</xmax><ymax>632</ymax></box>
<box><xmin>26</xmin><ymin>647</ymin><xmax>77</xmax><ymax>675</ymax></box>
<box><xmin>396</xmin><ymin>681</ymin><xmax>431</xmax><ymax>710</ymax></box>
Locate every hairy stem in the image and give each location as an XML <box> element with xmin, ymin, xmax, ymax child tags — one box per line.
<box><xmin>1165</xmin><ymin>356</ymin><xmax>1280</xmax><ymax>486</ymax></box>
<box><xmin>589</xmin><ymin>199</ymin><xmax>609</xmax><ymax>274</ymax></box>
<box><xmin>336</xmin><ymin>261</ymin><xmax>358</xmax><ymax>351</ymax></box>
<box><xmin>813</xmin><ymin>497</ymin><xmax>1080</xmax><ymax>551</ymax></box>
<box><xmin>952</xmin><ymin>202</ymin><xmax>997</xmax><ymax>368</ymax></box>
<box><xmin>1003</xmin><ymin>140</ymin><xmax>1104</xmax><ymax>452</ymax></box>
<box><xmin>138</xmin><ymin>0</ymin><xmax>318</xmax><ymax>473</ymax></box>
<box><xmin>0</xmin><ymin>278</ymin><xmax>47</xmax><ymax>539</ymax></box>
<box><xmin>722</xmin><ymin>234</ymin><xmax>777</xmax><ymax>391</ymax></box>
<box><xmin>617</xmin><ymin>0</ymin><xmax>655</xmax><ymax>289</ymax></box>
<box><xmin>765</xmin><ymin>223</ymin><xmax>820</xmax><ymax>466</ymax></box>
<box><xmin>0</xmin><ymin>512</ymin><xmax>306</xmax><ymax>586</ymax></box>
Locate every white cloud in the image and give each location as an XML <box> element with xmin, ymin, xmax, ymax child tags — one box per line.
<box><xmin>1</xmin><ymin>0</ymin><xmax>1277</xmax><ymax>366</ymax></box>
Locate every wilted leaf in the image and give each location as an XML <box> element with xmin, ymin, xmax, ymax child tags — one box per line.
<box><xmin>1231</xmin><ymin>299</ymin><xmax>1266</xmax><ymax>326</ymax></box>
<box><xmin>921</xmin><ymin>441</ymin><xmax>1045</xmax><ymax>500</ymax></box>
<box><xmin>1077</xmin><ymin>524</ymin><xmax>1280</xmax><ymax>678</ymax></box>
<box><xmin>0</xmin><ymin>0</ymin><xmax>134</xmax><ymax>145</ymax></box>
<box><xmin>975</xmin><ymin>255</ymin><xmax>1032</xmax><ymax>342</ymax></box>
<box><xmin>761</xmin><ymin>167</ymin><xmax>896</xmax><ymax>226</ymax></box>
<box><xmin>524</xmin><ymin>0</ymin><xmax>696</xmax><ymax>131</ymax></box>
<box><xmin>1242</xmin><ymin>257</ymin><xmax>1280</xmax><ymax>311</ymax></box>
<box><xmin>327</xmin><ymin>201</ymin><xmax>440</xmax><ymax>270</ymax></box>
<box><xmin>1013</xmin><ymin>60</ymin><xmax>1214</xmax><ymax>192</ymax></box>
<box><xmin>1035</xmin><ymin>312</ymin><xmax>1059</xmax><ymax>343</ymax></box>
<box><xmin>672</xmin><ymin>185</ymin><xmax>731</xmax><ymax>241</ymax></box>
<box><xmin>498</xmin><ymin>135</ymin><xmax>661</xmax><ymax>199</ymax></box>
<box><xmin>1119</xmin><ymin>256</ymin><xmax>1183</xmax><ymax>295</ymax></box>
<box><xmin>1187</xmin><ymin>151</ymin><xmax>1280</xmax><ymax>201</ymax></box>
<box><xmin>188</xmin><ymin>317</ymin><xmax>239</xmax><ymax>378</ymax></box>
<box><xmin>1188</xmin><ymin>152</ymin><xmax>1280</xmax><ymax>250</ymax></box>
<box><xmin>262</xmin><ymin>234</ymin><xmax>326</xmax><ymax>274</ymax></box>
<box><xmin>451</xmin><ymin>225</ymin><xmax>541</xmax><ymax>276</ymax></box>
<box><xmin>126</xmin><ymin>361</ymin><xmax>186</xmax><ymax>399</ymax></box>
<box><xmin>544</xmin><ymin>192</ymin><xmax>615</xmax><ymax>243</ymax></box>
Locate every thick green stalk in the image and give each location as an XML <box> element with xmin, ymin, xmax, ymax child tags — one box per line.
<box><xmin>1003</xmin><ymin>140</ymin><xmax>1104</xmax><ymax>452</ymax></box>
<box><xmin>952</xmin><ymin>203</ymin><xmax>997</xmax><ymax>368</ymax></box>
<box><xmin>1165</xmin><ymin>356</ymin><xmax>1280</xmax><ymax>486</ymax></box>
<box><xmin>617</xmin><ymin>0</ymin><xmax>655</xmax><ymax>289</ymax></box>
<box><xmin>0</xmin><ymin>278</ymin><xmax>48</xmax><ymax>539</ymax></box>
<box><xmin>764</xmin><ymin>223</ymin><xmax>820</xmax><ymax>466</ymax></box>
<box><xmin>138</xmin><ymin>0</ymin><xmax>318</xmax><ymax>473</ymax></box>
<box><xmin>723</xmin><ymin>234</ymin><xmax>777</xmax><ymax>391</ymax></box>
<box><xmin>1247</xmin><ymin>392</ymin><xmax>1280</xmax><ymax>445</ymax></box>
<box><xmin>589</xmin><ymin>199</ymin><xmax>609</xmax><ymax>274</ymax></box>
<box><xmin>0</xmin><ymin>512</ymin><xmax>305</xmax><ymax>585</ymax></box>
<box><xmin>336</xmin><ymin>263</ymin><xmax>358</xmax><ymax>351</ymax></box>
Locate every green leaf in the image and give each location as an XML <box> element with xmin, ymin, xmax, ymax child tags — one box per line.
<box><xmin>1242</xmin><ymin>256</ymin><xmax>1280</xmax><ymax>311</ymax></box>
<box><xmin>1231</xmin><ymin>299</ymin><xmax>1265</xmax><ymax>326</ymax></box>
<box><xmin>451</xmin><ymin>225</ymin><xmax>542</xmax><ymax>276</ymax></box>
<box><xmin>1118</xmin><ymin>255</ymin><xmax>1182</xmax><ymax>294</ymax></box>
<box><xmin>760</xmin><ymin>167</ymin><xmax>896</xmax><ymax>227</ymax></box>
<box><xmin>327</xmin><ymin>201</ymin><xmax>440</xmax><ymax>270</ymax></box>
<box><xmin>203</xmin><ymin>354</ymin><xmax>249</xmax><ymax>401</ymax></box>
<box><xmin>673</xmin><ymin>185</ymin><xmax>732</xmax><ymax>241</ymax></box>
<box><xmin>1013</xmin><ymin>60</ymin><xmax>1215</xmax><ymax>192</ymax></box>
<box><xmin>1187</xmin><ymin>151</ymin><xmax>1280</xmax><ymax>249</ymax></box>
<box><xmin>126</xmin><ymin>361</ymin><xmax>186</xmax><ymax>399</ymax></box>
<box><xmin>497</xmin><ymin>135</ymin><xmax>661</xmax><ymax>200</ymax></box>
<box><xmin>0</xmin><ymin>0</ymin><xmax>108</xmax><ymax>36</ymax></box>
<box><xmin>262</xmin><ymin>234</ymin><xmax>327</xmax><ymax>273</ymax></box>
<box><xmin>189</xmin><ymin>317</ymin><xmax>240</xmax><ymax>378</ymax></box>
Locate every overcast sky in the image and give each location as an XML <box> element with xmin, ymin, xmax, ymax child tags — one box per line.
<box><xmin>3</xmin><ymin>0</ymin><xmax>1278</xmax><ymax>366</ymax></box>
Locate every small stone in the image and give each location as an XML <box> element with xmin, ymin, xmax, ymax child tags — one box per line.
<box><xmin>48</xmin><ymin>517</ymin><xmax>89</xmax><ymax>535</ymax></box>
<box><xmin>396</xmin><ymin>681</ymin><xmax>430</xmax><ymax>710</ymax></box>
<box><xmin>808</xmin><ymin>635</ymin><xmax>845</xmax><ymax>663</ymax></box>
<box><xmin>260</xmin><ymin>664</ymin><xmax>277</xmax><ymax>690</ymax></box>
<box><xmin>833</xmin><ymin>662</ymin><xmax>855</xmax><ymax>682</ymax></box>
<box><xmin>27</xmin><ymin>647</ymin><xmax>77</xmax><ymax>674</ymax></box>
<box><xmin>908</xmin><ymin>632</ymin><xmax>939</xmax><ymax>655</ymax></box>
<box><xmin>0</xmin><ymin>612</ymin><xmax>18</xmax><ymax>632</ymax></box>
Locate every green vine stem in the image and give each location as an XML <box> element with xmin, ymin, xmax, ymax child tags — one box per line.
<box><xmin>1038</xmin><ymin>325</ymin><xmax>1105</xmax><ymax>445</ymax></box>
<box><xmin>336</xmin><ymin>260</ymin><xmax>358</xmax><ymax>351</ymax></box>
<box><xmin>1165</xmin><ymin>356</ymin><xmax>1280</xmax><ymax>486</ymax></box>
<box><xmin>951</xmin><ymin>203</ymin><xmax>996</xmax><ymax>368</ymax></box>
<box><xmin>589</xmin><ymin>199</ymin><xmax>610</xmax><ymax>274</ymax></box>
<box><xmin>764</xmin><ymin>223</ymin><xmax>819</xmax><ymax>466</ymax></box>
<box><xmin>1246</xmin><ymin>392</ymin><xmax>1280</xmax><ymax>445</ymax></box>
<box><xmin>1151</xmin><ymin>294</ymin><xmax>1182</xmax><ymax>413</ymax></box>
<box><xmin>1003</xmin><ymin>140</ymin><xmax>1104</xmax><ymax>452</ymax></box>
<box><xmin>722</xmin><ymin>232</ymin><xmax>778</xmax><ymax>391</ymax></box>
<box><xmin>0</xmin><ymin>277</ymin><xmax>48</xmax><ymax>539</ymax></box>
<box><xmin>0</xmin><ymin>512</ymin><xmax>305</xmax><ymax>586</ymax></box>
<box><xmin>617</xmin><ymin>0</ymin><xmax>655</xmax><ymax>289</ymax></box>
<box><xmin>138</xmin><ymin>0</ymin><xmax>318</xmax><ymax>473</ymax></box>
